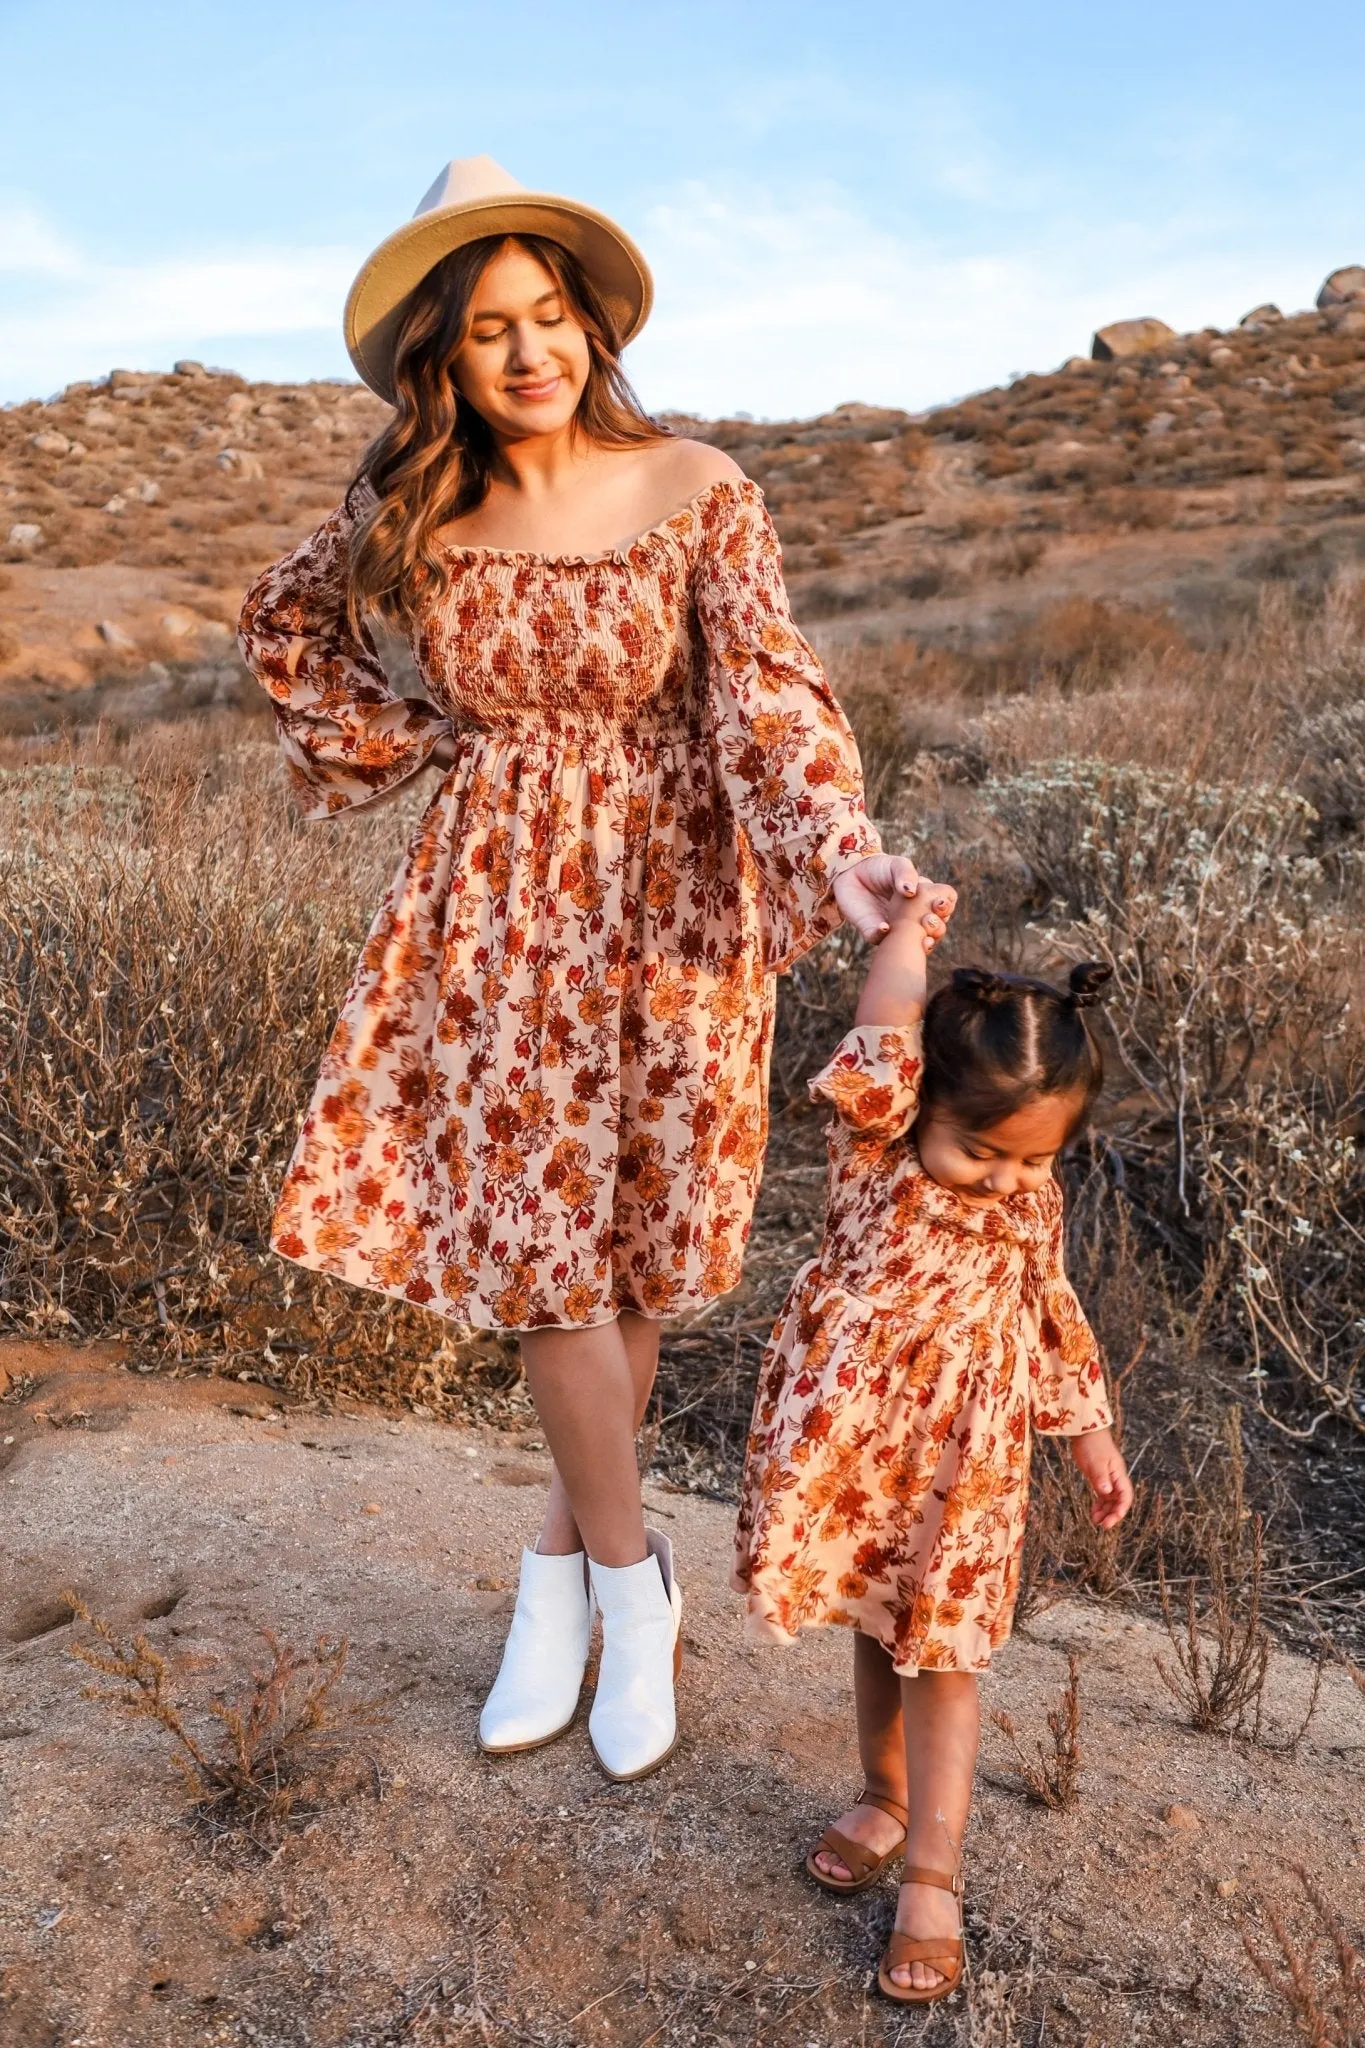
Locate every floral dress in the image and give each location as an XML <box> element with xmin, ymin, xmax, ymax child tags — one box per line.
<box><xmin>238</xmin><ymin>476</ymin><xmax>880</xmax><ymax>1330</ymax></box>
<box><xmin>734</xmin><ymin>1023</ymin><xmax>1113</xmax><ymax>1672</ymax></box>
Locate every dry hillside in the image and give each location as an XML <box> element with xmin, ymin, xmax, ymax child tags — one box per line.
<box><xmin>3</xmin><ymin>283</ymin><xmax>1365</xmax><ymax>727</ymax></box>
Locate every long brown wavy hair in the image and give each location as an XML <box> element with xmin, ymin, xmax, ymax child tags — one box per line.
<box><xmin>348</xmin><ymin>233</ymin><xmax>665</xmax><ymax>627</ymax></box>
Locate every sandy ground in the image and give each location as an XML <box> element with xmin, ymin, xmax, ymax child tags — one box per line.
<box><xmin>2</xmin><ymin>1343</ymin><xmax>1362</xmax><ymax>2048</ymax></box>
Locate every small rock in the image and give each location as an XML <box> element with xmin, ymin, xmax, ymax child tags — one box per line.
<box><xmin>83</xmin><ymin>405</ymin><xmax>116</xmax><ymax>429</ymax></box>
<box><xmin>109</xmin><ymin>368</ymin><xmax>160</xmax><ymax>394</ymax></box>
<box><xmin>173</xmin><ymin>359</ymin><xmax>207</xmax><ymax>378</ymax></box>
<box><xmin>1061</xmin><ymin>355</ymin><xmax>1096</xmax><ymax>372</ymax></box>
<box><xmin>160</xmin><ymin>610</ymin><xmax>199</xmax><ymax>639</ymax></box>
<box><xmin>1091</xmin><ymin>317</ymin><xmax>1178</xmax><ymax>362</ymax></box>
<box><xmin>224</xmin><ymin>393</ymin><xmax>254</xmax><ymax>420</ymax></box>
<box><xmin>217</xmin><ymin>447</ymin><xmax>265</xmax><ymax>480</ymax></box>
<box><xmin>66</xmin><ymin>441</ymin><xmax>86</xmax><ymax>458</ymax></box>
<box><xmin>1164</xmin><ymin>1803</ymin><xmax>1201</xmax><ymax>1830</ymax></box>
<box><xmin>29</xmin><ymin>429</ymin><xmax>71</xmax><ymax>456</ymax></box>
<box><xmin>1145</xmin><ymin>412</ymin><xmax>1178</xmax><ymax>436</ymax></box>
<box><xmin>160</xmin><ymin>443</ymin><xmax>186</xmax><ymax>462</ymax></box>
<box><xmin>7</xmin><ymin>522</ymin><xmax>42</xmax><ymax>549</ymax></box>
<box><xmin>1240</xmin><ymin>303</ymin><xmax>1282</xmax><ymax>326</ymax></box>
<box><xmin>134</xmin><ymin>479</ymin><xmax>161</xmax><ymax>504</ymax></box>
<box><xmin>97</xmin><ymin>621</ymin><xmax>138</xmax><ymax>651</ymax></box>
<box><xmin>102</xmin><ymin>495</ymin><xmax>128</xmax><ymax>515</ymax></box>
<box><xmin>198</xmin><ymin>620</ymin><xmax>233</xmax><ymax>647</ymax></box>
<box><xmin>362</xmin><ymin>1503</ymin><xmax>383</xmax><ymax>1515</ymax></box>
<box><xmin>1209</xmin><ymin>345</ymin><xmax>1236</xmax><ymax>367</ymax></box>
<box><xmin>1317</xmin><ymin>265</ymin><xmax>1365</xmax><ymax>309</ymax></box>
<box><xmin>1216</xmin><ymin>1878</ymin><xmax>1238</xmax><ymax>1898</ymax></box>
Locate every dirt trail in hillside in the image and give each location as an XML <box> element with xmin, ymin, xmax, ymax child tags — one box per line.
<box><xmin>2</xmin><ymin>1343</ymin><xmax>1362</xmax><ymax>2048</ymax></box>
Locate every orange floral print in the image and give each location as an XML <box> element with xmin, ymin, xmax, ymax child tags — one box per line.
<box><xmin>734</xmin><ymin>1023</ymin><xmax>1113</xmax><ymax>1672</ymax></box>
<box><xmin>238</xmin><ymin>478</ymin><xmax>880</xmax><ymax>1329</ymax></box>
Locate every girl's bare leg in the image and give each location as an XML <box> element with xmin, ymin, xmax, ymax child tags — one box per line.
<box><xmin>812</xmin><ymin>1635</ymin><xmax>910</xmax><ymax>1879</ymax></box>
<box><xmin>889</xmin><ymin>1671</ymin><xmax>979</xmax><ymax>1993</ymax></box>
<box><xmin>523</xmin><ymin>1312</ymin><xmax>661</xmax><ymax>1562</ymax></box>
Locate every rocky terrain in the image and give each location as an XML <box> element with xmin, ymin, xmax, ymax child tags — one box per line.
<box><xmin>2</xmin><ymin>270</ymin><xmax>1365</xmax><ymax>728</ymax></box>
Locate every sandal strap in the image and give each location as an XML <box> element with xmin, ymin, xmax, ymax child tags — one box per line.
<box><xmin>902</xmin><ymin>1864</ymin><xmax>961</xmax><ymax>1895</ymax></box>
<box><xmin>814</xmin><ymin>1826</ymin><xmax>884</xmax><ymax>1884</ymax></box>
<box><xmin>882</xmin><ymin>1932</ymin><xmax>964</xmax><ymax>1967</ymax></box>
<box><xmin>857</xmin><ymin>1787</ymin><xmax>910</xmax><ymax>1827</ymax></box>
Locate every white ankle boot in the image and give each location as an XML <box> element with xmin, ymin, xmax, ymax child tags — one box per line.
<box><xmin>477</xmin><ymin>1547</ymin><xmax>591</xmax><ymax>1754</ymax></box>
<box><xmin>587</xmin><ymin>1529</ymin><xmax>683</xmax><ymax>1782</ymax></box>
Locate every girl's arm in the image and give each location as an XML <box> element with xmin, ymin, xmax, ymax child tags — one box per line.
<box><xmin>854</xmin><ymin>880</ymin><xmax>957</xmax><ymax>1028</ymax></box>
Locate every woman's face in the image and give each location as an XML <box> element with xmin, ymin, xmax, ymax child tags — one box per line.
<box><xmin>450</xmin><ymin>241</ymin><xmax>591</xmax><ymax>440</ymax></box>
<box><xmin>915</xmin><ymin>1091</ymin><xmax>1082</xmax><ymax>1204</ymax></box>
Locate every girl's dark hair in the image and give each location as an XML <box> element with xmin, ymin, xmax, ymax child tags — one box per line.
<box><xmin>348</xmin><ymin>233</ymin><xmax>665</xmax><ymax>628</ymax></box>
<box><xmin>918</xmin><ymin>962</ymin><xmax>1111</xmax><ymax>1140</ymax></box>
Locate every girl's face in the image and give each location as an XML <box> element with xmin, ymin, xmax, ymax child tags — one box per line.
<box><xmin>916</xmin><ymin>1091</ymin><xmax>1083</xmax><ymax>1203</ymax></box>
<box><xmin>450</xmin><ymin>242</ymin><xmax>591</xmax><ymax>441</ymax></box>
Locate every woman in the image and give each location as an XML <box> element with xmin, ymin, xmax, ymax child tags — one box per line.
<box><xmin>239</xmin><ymin>155</ymin><xmax>920</xmax><ymax>1784</ymax></box>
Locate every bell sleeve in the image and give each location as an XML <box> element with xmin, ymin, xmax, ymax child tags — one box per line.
<box><xmin>808</xmin><ymin>1022</ymin><xmax>923</xmax><ymax>1144</ymax></box>
<box><xmin>692</xmin><ymin>479</ymin><xmax>882</xmax><ymax>971</ymax></box>
<box><xmin>1022</xmin><ymin>1188</ymin><xmax>1114</xmax><ymax>1437</ymax></box>
<box><xmin>237</xmin><ymin>489</ymin><xmax>452</xmax><ymax>820</ymax></box>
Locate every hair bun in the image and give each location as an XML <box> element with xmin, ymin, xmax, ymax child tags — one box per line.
<box><xmin>952</xmin><ymin>966</ymin><xmax>1012</xmax><ymax>1006</ymax></box>
<box><xmin>1066</xmin><ymin>961</ymin><xmax>1113</xmax><ymax>1009</ymax></box>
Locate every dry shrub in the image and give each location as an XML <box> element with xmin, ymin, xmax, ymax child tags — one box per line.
<box><xmin>1156</xmin><ymin>1514</ymin><xmax>1273</xmax><ymax>1737</ymax></box>
<box><xmin>992</xmin><ymin>1654</ymin><xmax>1083</xmax><ymax>1809</ymax></box>
<box><xmin>65</xmin><ymin>1593</ymin><xmax>384</xmax><ymax>1843</ymax></box>
<box><xmin>978</xmin><ymin>749</ymin><xmax>1365</xmax><ymax>1438</ymax></box>
<box><xmin>1243</xmin><ymin>1867</ymin><xmax>1365</xmax><ymax>2046</ymax></box>
<box><xmin>0</xmin><ymin>742</ymin><xmax>453</xmax><ymax>1377</ymax></box>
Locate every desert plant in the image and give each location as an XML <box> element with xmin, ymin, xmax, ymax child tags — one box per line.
<box><xmin>992</xmin><ymin>1655</ymin><xmax>1083</xmax><ymax>1810</ymax></box>
<box><xmin>65</xmin><ymin>1592</ymin><xmax>383</xmax><ymax>1842</ymax></box>
<box><xmin>1156</xmin><ymin>1516</ymin><xmax>1277</xmax><ymax>1739</ymax></box>
<box><xmin>1243</xmin><ymin>1866</ymin><xmax>1365</xmax><ymax>2047</ymax></box>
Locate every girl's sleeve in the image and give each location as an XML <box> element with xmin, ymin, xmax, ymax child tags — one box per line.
<box><xmin>237</xmin><ymin>491</ymin><xmax>452</xmax><ymax>820</ymax></box>
<box><xmin>1023</xmin><ymin>1191</ymin><xmax>1114</xmax><ymax>1436</ymax></box>
<box><xmin>692</xmin><ymin>479</ymin><xmax>883</xmax><ymax>971</ymax></box>
<box><xmin>809</xmin><ymin>1022</ymin><xmax>923</xmax><ymax>1142</ymax></box>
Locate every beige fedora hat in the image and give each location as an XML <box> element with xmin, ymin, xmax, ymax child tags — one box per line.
<box><xmin>344</xmin><ymin>154</ymin><xmax>653</xmax><ymax>403</ymax></box>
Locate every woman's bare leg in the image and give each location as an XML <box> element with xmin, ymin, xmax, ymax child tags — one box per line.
<box><xmin>888</xmin><ymin>1672</ymin><xmax>979</xmax><ymax>1993</ymax></box>
<box><xmin>812</xmin><ymin>1635</ymin><xmax>909</xmax><ymax>1879</ymax></box>
<box><xmin>522</xmin><ymin>1313</ymin><xmax>661</xmax><ymax>1564</ymax></box>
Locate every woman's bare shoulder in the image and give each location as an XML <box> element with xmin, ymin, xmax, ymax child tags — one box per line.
<box><xmin>648</xmin><ymin>435</ymin><xmax>748</xmax><ymax>495</ymax></box>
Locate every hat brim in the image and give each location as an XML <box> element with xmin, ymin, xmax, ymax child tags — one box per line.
<box><xmin>344</xmin><ymin>194</ymin><xmax>653</xmax><ymax>404</ymax></box>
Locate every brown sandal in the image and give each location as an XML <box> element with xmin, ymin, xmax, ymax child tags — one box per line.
<box><xmin>804</xmin><ymin>1790</ymin><xmax>909</xmax><ymax>1895</ymax></box>
<box><xmin>876</xmin><ymin>1864</ymin><xmax>964</xmax><ymax>2005</ymax></box>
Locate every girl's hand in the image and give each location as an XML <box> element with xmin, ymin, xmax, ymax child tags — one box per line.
<box><xmin>833</xmin><ymin>854</ymin><xmax>926</xmax><ymax>943</ymax></box>
<box><xmin>1069</xmin><ymin>1428</ymin><xmax>1134</xmax><ymax>1530</ymax></box>
<box><xmin>431</xmin><ymin>732</ymin><xmax>459</xmax><ymax>771</ymax></box>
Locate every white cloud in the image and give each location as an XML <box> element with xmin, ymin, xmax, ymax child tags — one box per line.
<box><xmin>624</xmin><ymin>181</ymin><xmax>1337</xmax><ymax>419</ymax></box>
<box><xmin>0</xmin><ymin>198</ymin><xmax>359</xmax><ymax>400</ymax></box>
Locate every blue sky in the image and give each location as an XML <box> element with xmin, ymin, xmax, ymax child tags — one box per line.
<box><xmin>3</xmin><ymin>0</ymin><xmax>1363</xmax><ymax>416</ymax></box>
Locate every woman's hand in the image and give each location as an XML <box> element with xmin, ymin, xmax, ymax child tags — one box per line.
<box><xmin>832</xmin><ymin>854</ymin><xmax>928</xmax><ymax>944</ymax></box>
<box><xmin>1069</xmin><ymin>1428</ymin><xmax>1134</xmax><ymax>1530</ymax></box>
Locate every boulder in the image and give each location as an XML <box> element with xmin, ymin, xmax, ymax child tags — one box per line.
<box><xmin>1209</xmin><ymin>346</ymin><xmax>1236</xmax><ymax>367</ymax></box>
<box><xmin>1317</xmin><ymin>266</ymin><xmax>1365</xmax><ymax>309</ymax></box>
<box><xmin>172</xmin><ymin>359</ymin><xmax>207</xmax><ymax>378</ymax></box>
<box><xmin>1239</xmin><ymin>303</ymin><xmax>1282</xmax><ymax>326</ymax></box>
<box><xmin>1331</xmin><ymin>307</ymin><xmax>1365</xmax><ymax>338</ymax></box>
<box><xmin>1091</xmin><ymin>318</ymin><xmax>1178</xmax><ymax>361</ymax></box>
<box><xmin>29</xmin><ymin>429</ymin><xmax>71</xmax><ymax>456</ymax></box>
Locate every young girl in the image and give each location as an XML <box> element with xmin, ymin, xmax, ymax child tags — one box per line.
<box><xmin>734</xmin><ymin>882</ymin><xmax>1133</xmax><ymax>2004</ymax></box>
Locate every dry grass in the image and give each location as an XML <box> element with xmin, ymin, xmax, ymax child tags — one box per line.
<box><xmin>64</xmin><ymin>1593</ymin><xmax>384</xmax><ymax>1843</ymax></box>
<box><xmin>1243</xmin><ymin>1867</ymin><xmax>1365</xmax><ymax>2046</ymax></box>
<box><xmin>992</xmin><ymin>1654</ymin><xmax>1084</xmax><ymax>1810</ymax></box>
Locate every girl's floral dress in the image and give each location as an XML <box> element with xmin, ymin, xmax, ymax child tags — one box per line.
<box><xmin>734</xmin><ymin>1023</ymin><xmax>1113</xmax><ymax>1672</ymax></box>
<box><xmin>238</xmin><ymin>477</ymin><xmax>880</xmax><ymax>1331</ymax></box>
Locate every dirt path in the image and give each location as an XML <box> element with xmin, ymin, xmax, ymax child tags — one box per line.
<box><xmin>2</xmin><ymin>1343</ymin><xmax>1361</xmax><ymax>2047</ymax></box>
